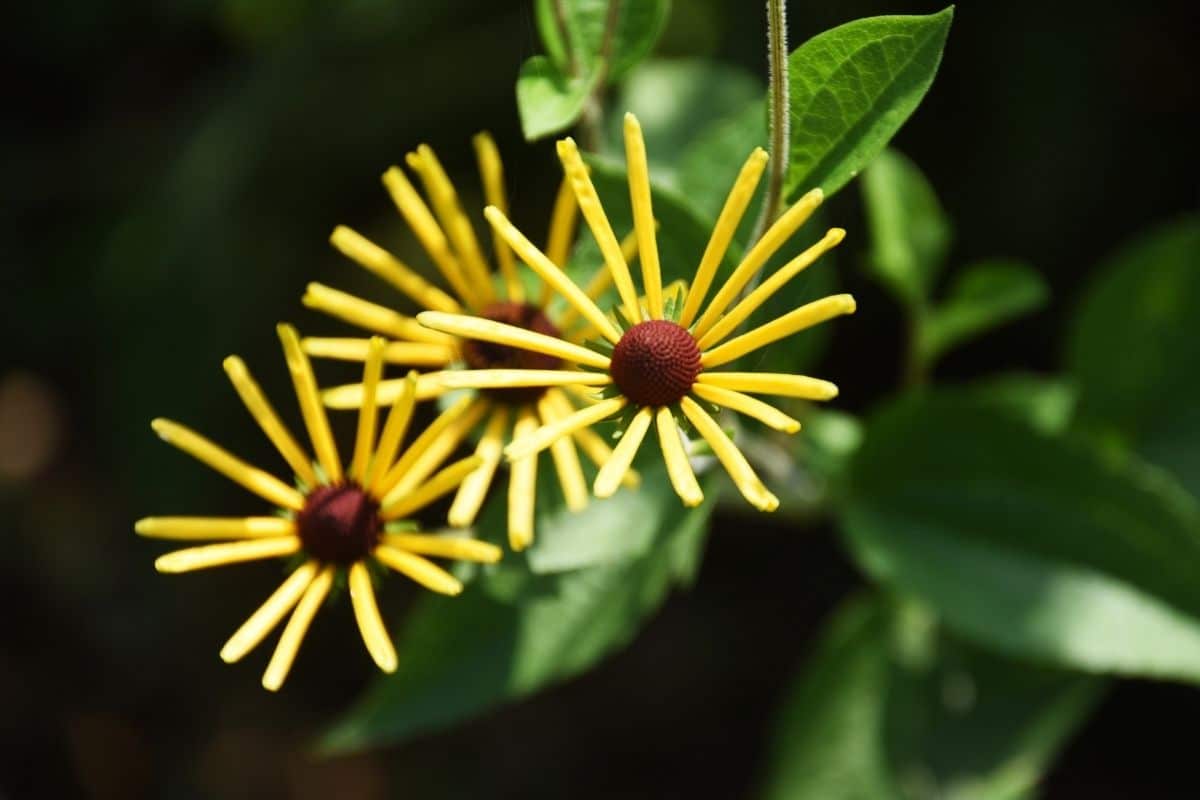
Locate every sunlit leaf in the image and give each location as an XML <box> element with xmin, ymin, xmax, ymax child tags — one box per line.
<box><xmin>842</xmin><ymin>390</ymin><xmax>1200</xmax><ymax>683</ymax></box>
<box><xmin>786</xmin><ymin>8</ymin><xmax>953</xmax><ymax>199</ymax></box>
<box><xmin>920</xmin><ymin>260</ymin><xmax>1049</xmax><ymax>364</ymax></box>
<box><xmin>1067</xmin><ymin>215</ymin><xmax>1200</xmax><ymax>497</ymax></box>
<box><xmin>516</xmin><ymin>55</ymin><xmax>603</xmax><ymax>141</ymax></box>
<box><xmin>861</xmin><ymin>147</ymin><xmax>951</xmax><ymax>306</ymax></box>
<box><xmin>962</xmin><ymin>373</ymin><xmax>1076</xmax><ymax>435</ymax></box>
<box><xmin>320</xmin><ymin>474</ymin><xmax>717</xmax><ymax>753</ymax></box>
<box><xmin>760</xmin><ymin>594</ymin><xmax>1104</xmax><ymax>800</ymax></box>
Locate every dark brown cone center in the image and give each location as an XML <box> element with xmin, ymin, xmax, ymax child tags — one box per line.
<box><xmin>610</xmin><ymin>320</ymin><xmax>702</xmax><ymax>407</ymax></box>
<box><xmin>461</xmin><ymin>301</ymin><xmax>563</xmax><ymax>404</ymax></box>
<box><xmin>296</xmin><ymin>483</ymin><xmax>381</xmax><ymax>565</ymax></box>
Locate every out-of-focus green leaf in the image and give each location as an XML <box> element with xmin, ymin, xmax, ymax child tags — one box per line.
<box><xmin>678</xmin><ymin>100</ymin><xmax>767</xmax><ymax>227</ymax></box>
<box><xmin>602</xmin><ymin>58</ymin><xmax>762</xmax><ymax>182</ymax></box>
<box><xmin>965</xmin><ymin>374</ymin><xmax>1076</xmax><ymax>435</ymax></box>
<box><xmin>920</xmin><ymin>260</ymin><xmax>1049</xmax><ymax>363</ymax></box>
<box><xmin>516</xmin><ymin>55</ymin><xmax>602</xmax><ymax>141</ymax></box>
<box><xmin>1067</xmin><ymin>215</ymin><xmax>1200</xmax><ymax>497</ymax></box>
<box><xmin>534</xmin><ymin>0</ymin><xmax>670</xmax><ymax>83</ymax></box>
<box><xmin>320</xmin><ymin>474</ymin><xmax>717</xmax><ymax>754</ymax></box>
<box><xmin>760</xmin><ymin>594</ymin><xmax>1103</xmax><ymax>800</ymax></box>
<box><xmin>842</xmin><ymin>391</ymin><xmax>1200</xmax><ymax>682</ymax></box>
<box><xmin>861</xmin><ymin>148</ymin><xmax>951</xmax><ymax>306</ymax></box>
<box><xmin>785</xmin><ymin>8</ymin><xmax>953</xmax><ymax>200</ymax></box>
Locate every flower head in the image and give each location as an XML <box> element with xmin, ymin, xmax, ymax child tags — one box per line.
<box><xmin>136</xmin><ymin>325</ymin><xmax>501</xmax><ymax>691</ymax></box>
<box><xmin>416</xmin><ymin>113</ymin><xmax>854</xmax><ymax>511</ymax></box>
<box><xmin>304</xmin><ymin>135</ymin><xmax>640</xmax><ymax>550</ymax></box>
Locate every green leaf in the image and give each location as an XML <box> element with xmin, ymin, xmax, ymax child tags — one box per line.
<box><xmin>842</xmin><ymin>390</ymin><xmax>1200</xmax><ymax>682</ymax></box>
<box><xmin>920</xmin><ymin>260</ymin><xmax>1049</xmax><ymax>364</ymax></box>
<box><xmin>760</xmin><ymin>595</ymin><xmax>1103</xmax><ymax>800</ymax></box>
<box><xmin>1067</xmin><ymin>215</ymin><xmax>1200</xmax><ymax>497</ymax></box>
<box><xmin>534</xmin><ymin>0</ymin><xmax>671</xmax><ymax>84</ymax></box>
<box><xmin>601</xmin><ymin>58</ymin><xmax>763</xmax><ymax>182</ymax></box>
<box><xmin>785</xmin><ymin>8</ymin><xmax>954</xmax><ymax>199</ymax></box>
<box><xmin>678</xmin><ymin>100</ymin><xmax>768</xmax><ymax>226</ymax></box>
<box><xmin>516</xmin><ymin>55</ymin><xmax>602</xmax><ymax>141</ymax></box>
<box><xmin>964</xmin><ymin>374</ymin><xmax>1076</xmax><ymax>435</ymax></box>
<box><xmin>320</xmin><ymin>474</ymin><xmax>717</xmax><ymax>753</ymax></box>
<box><xmin>861</xmin><ymin>148</ymin><xmax>951</xmax><ymax>306</ymax></box>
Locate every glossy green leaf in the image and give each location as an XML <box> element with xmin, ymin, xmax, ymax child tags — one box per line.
<box><xmin>842</xmin><ymin>391</ymin><xmax>1200</xmax><ymax>682</ymax></box>
<box><xmin>1067</xmin><ymin>215</ymin><xmax>1200</xmax><ymax>497</ymax></box>
<box><xmin>602</xmin><ymin>58</ymin><xmax>763</xmax><ymax>183</ymax></box>
<box><xmin>921</xmin><ymin>260</ymin><xmax>1049</xmax><ymax>363</ymax></box>
<box><xmin>534</xmin><ymin>0</ymin><xmax>671</xmax><ymax>84</ymax></box>
<box><xmin>516</xmin><ymin>55</ymin><xmax>602</xmax><ymax>141</ymax></box>
<box><xmin>320</xmin><ymin>474</ymin><xmax>717</xmax><ymax>753</ymax></box>
<box><xmin>861</xmin><ymin>148</ymin><xmax>951</xmax><ymax>306</ymax></box>
<box><xmin>760</xmin><ymin>595</ymin><xmax>1103</xmax><ymax>800</ymax></box>
<box><xmin>785</xmin><ymin>8</ymin><xmax>953</xmax><ymax>199</ymax></box>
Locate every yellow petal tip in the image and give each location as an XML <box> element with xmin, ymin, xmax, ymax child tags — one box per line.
<box><xmin>150</xmin><ymin>418</ymin><xmax>171</xmax><ymax>438</ymax></box>
<box><xmin>828</xmin><ymin>228</ymin><xmax>847</xmax><ymax>244</ymax></box>
<box><xmin>134</xmin><ymin>518</ymin><xmax>153</xmax><ymax>536</ymax></box>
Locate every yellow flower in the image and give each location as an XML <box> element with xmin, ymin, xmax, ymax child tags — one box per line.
<box><xmin>136</xmin><ymin>325</ymin><xmax>501</xmax><ymax>691</ymax></box>
<box><xmin>416</xmin><ymin>113</ymin><xmax>854</xmax><ymax>512</ymax></box>
<box><xmin>305</xmin><ymin>134</ymin><xmax>640</xmax><ymax>550</ymax></box>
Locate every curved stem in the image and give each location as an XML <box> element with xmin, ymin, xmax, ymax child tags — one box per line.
<box><xmin>748</xmin><ymin>0</ymin><xmax>790</xmax><ymax>247</ymax></box>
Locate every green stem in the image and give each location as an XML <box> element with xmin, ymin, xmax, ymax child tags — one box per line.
<box><xmin>748</xmin><ymin>0</ymin><xmax>790</xmax><ymax>247</ymax></box>
<box><xmin>577</xmin><ymin>0</ymin><xmax>622</xmax><ymax>152</ymax></box>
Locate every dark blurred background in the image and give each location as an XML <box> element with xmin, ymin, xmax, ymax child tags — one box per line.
<box><xmin>2</xmin><ymin>0</ymin><xmax>1196</xmax><ymax>797</ymax></box>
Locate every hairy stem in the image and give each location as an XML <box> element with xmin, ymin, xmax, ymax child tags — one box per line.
<box><xmin>748</xmin><ymin>0</ymin><xmax>790</xmax><ymax>246</ymax></box>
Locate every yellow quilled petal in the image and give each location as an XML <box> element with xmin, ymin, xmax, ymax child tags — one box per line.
<box><xmin>504</xmin><ymin>395</ymin><xmax>626</xmax><ymax>461</ymax></box>
<box><xmin>472</xmin><ymin>132</ymin><xmax>523</xmax><ymax>303</ymax></box>
<box><xmin>484</xmin><ymin>205</ymin><xmax>622</xmax><ymax>343</ymax></box>
<box><xmin>262</xmin><ymin>565</ymin><xmax>334</xmax><ymax>691</ymax></box>
<box><xmin>406</xmin><ymin>145</ymin><xmax>495</xmax><ymax>302</ymax></box>
<box><xmin>594</xmin><ymin>407</ymin><xmax>653</xmax><ymax>499</ymax></box>
<box><xmin>223</xmin><ymin>356</ymin><xmax>318</xmax><ymax>488</ymax></box>
<box><xmin>508</xmin><ymin>408</ymin><xmax>540</xmax><ymax>551</ymax></box>
<box><xmin>348</xmin><ymin>337</ymin><xmax>386</xmax><ymax>484</ymax></box>
<box><xmin>680</xmin><ymin>396</ymin><xmax>779</xmax><ymax>511</ymax></box>
<box><xmin>329</xmin><ymin>225</ymin><xmax>461</xmax><ymax>313</ymax></box>
<box><xmin>544</xmin><ymin>175</ymin><xmax>580</xmax><ymax>277</ymax></box>
<box><xmin>349</xmin><ymin>562</ymin><xmax>398</xmax><ymax>673</ymax></box>
<box><xmin>221</xmin><ymin>561</ymin><xmax>318</xmax><ymax>663</ymax></box>
<box><xmin>700</xmin><ymin>294</ymin><xmax>857</xmax><ymax>369</ymax></box>
<box><xmin>690</xmin><ymin>383</ymin><xmax>801</xmax><ymax>433</ymax></box>
<box><xmin>539</xmin><ymin>394</ymin><xmax>589</xmax><ymax>512</ymax></box>
<box><xmin>278</xmin><ymin>323</ymin><xmax>342</xmax><ymax>484</ymax></box>
<box><xmin>302</xmin><ymin>283</ymin><xmax>455</xmax><ymax>345</ymax></box>
<box><xmin>417</xmin><ymin>311</ymin><xmax>611</xmax><ymax>369</ymax></box>
<box><xmin>544</xmin><ymin>389</ymin><xmax>640</xmax><ymax>488</ymax></box>
<box><xmin>322</xmin><ymin>373</ymin><xmax>443</xmax><ymax>410</ymax></box>
<box><xmin>557</xmin><ymin>137</ymin><xmax>642</xmax><ymax>324</ymax></box>
<box><xmin>623</xmin><ymin>113</ymin><xmax>663</xmax><ymax>319</ymax></box>
<box><xmin>154</xmin><ymin>536</ymin><xmax>301</xmax><ymax>573</ymax></box>
<box><xmin>376</xmin><ymin>396</ymin><xmax>486</xmax><ymax>500</ymax></box>
<box><xmin>151</xmin><ymin>418</ymin><xmax>305</xmax><ymax>511</ymax></box>
<box><xmin>433</xmin><ymin>368</ymin><xmax>611</xmax><ymax>391</ymax></box>
<box><xmin>447</xmin><ymin>406</ymin><xmax>509</xmax><ymax>527</ymax></box>
<box><xmin>302</xmin><ymin>337</ymin><xmax>456</xmax><ymax>368</ymax></box>
<box><xmin>697</xmin><ymin>228</ymin><xmax>846</xmax><ymax>349</ymax></box>
<box><xmin>375</xmin><ymin>546</ymin><xmax>463</xmax><ymax>595</ymax></box>
<box><xmin>364</xmin><ymin>372</ymin><xmax>418</xmax><ymax>492</ymax></box>
<box><xmin>679</xmin><ymin>148</ymin><xmax>769</xmax><ymax>328</ymax></box>
<box><xmin>136</xmin><ymin>516</ymin><xmax>295</xmax><ymax>541</ymax></box>
<box><xmin>656</xmin><ymin>407</ymin><xmax>704</xmax><ymax>507</ymax></box>
<box><xmin>381</xmin><ymin>454</ymin><xmax>485</xmax><ymax>520</ymax></box>
<box><xmin>384</xmin><ymin>533</ymin><xmax>502</xmax><ymax>564</ymax></box>
<box><xmin>693</xmin><ymin>188</ymin><xmax>825</xmax><ymax>338</ymax></box>
<box><xmin>382</xmin><ymin>165</ymin><xmax>478</xmax><ymax>307</ymax></box>
<box><xmin>696</xmin><ymin>371</ymin><xmax>839</xmax><ymax>400</ymax></box>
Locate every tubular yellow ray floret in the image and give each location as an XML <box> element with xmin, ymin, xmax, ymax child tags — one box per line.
<box><xmin>329</xmin><ymin>225</ymin><xmax>461</xmax><ymax>313</ymax></box>
<box><xmin>417</xmin><ymin>311</ymin><xmax>611</xmax><ymax>369</ymax></box>
<box><xmin>504</xmin><ymin>396</ymin><xmax>626</xmax><ymax>461</ymax></box>
<box><xmin>623</xmin><ymin>113</ymin><xmax>663</xmax><ymax>318</ymax></box>
<box><xmin>135</xmin><ymin>516</ymin><xmax>295</xmax><ymax>541</ymax></box>
<box><xmin>539</xmin><ymin>394</ymin><xmax>589</xmax><ymax>512</ymax></box>
<box><xmin>349</xmin><ymin>562</ymin><xmax>398</xmax><ymax>673</ymax></box>
<box><xmin>221</xmin><ymin>561</ymin><xmax>319</xmax><ymax>663</ymax></box>
<box><xmin>507</xmin><ymin>409</ymin><xmax>540</xmax><ymax>551</ymax></box>
<box><xmin>447</xmin><ymin>407</ymin><xmax>509</xmax><ymax>528</ymax></box>
<box><xmin>375</xmin><ymin>546</ymin><xmax>463</xmax><ymax>596</ymax></box>
<box><xmin>594</xmin><ymin>407</ymin><xmax>653</xmax><ymax>499</ymax></box>
<box><xmin>681</xmin><ymin>396</ymin><xmax>778</xmax><ymax>512</ymax></box>
<box><xmin>277</xmin><ymin>323</ymin><xmax>342</xmax><ymax>483</ymax></box>
<box><xmin>472</xmin><ymin>131</ymin><xmax>523</xmax><ymax>302</ymax></box>
<box><xmin>262</xmin><ymin>565</ymin><xmax>334</xmax><ymax>691</ymax></box>
<box><xmin>385</xmin><ymin>533</ymin><xmax>502</xmax><ymax>564</ymax></box>
<box><xmin>655</xmin><ymin>408</ymin><xmax>704</xmax><ymax>507</ymax></box>
<box><xmin>223</xmin><ymin>356</ymin><xmax>318</xmax><ymax>488</ymax></box>
<box><xmin>700</xmin><ymin>294</ymin><xmax>856</xmax><ymax>369</ymax></box>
